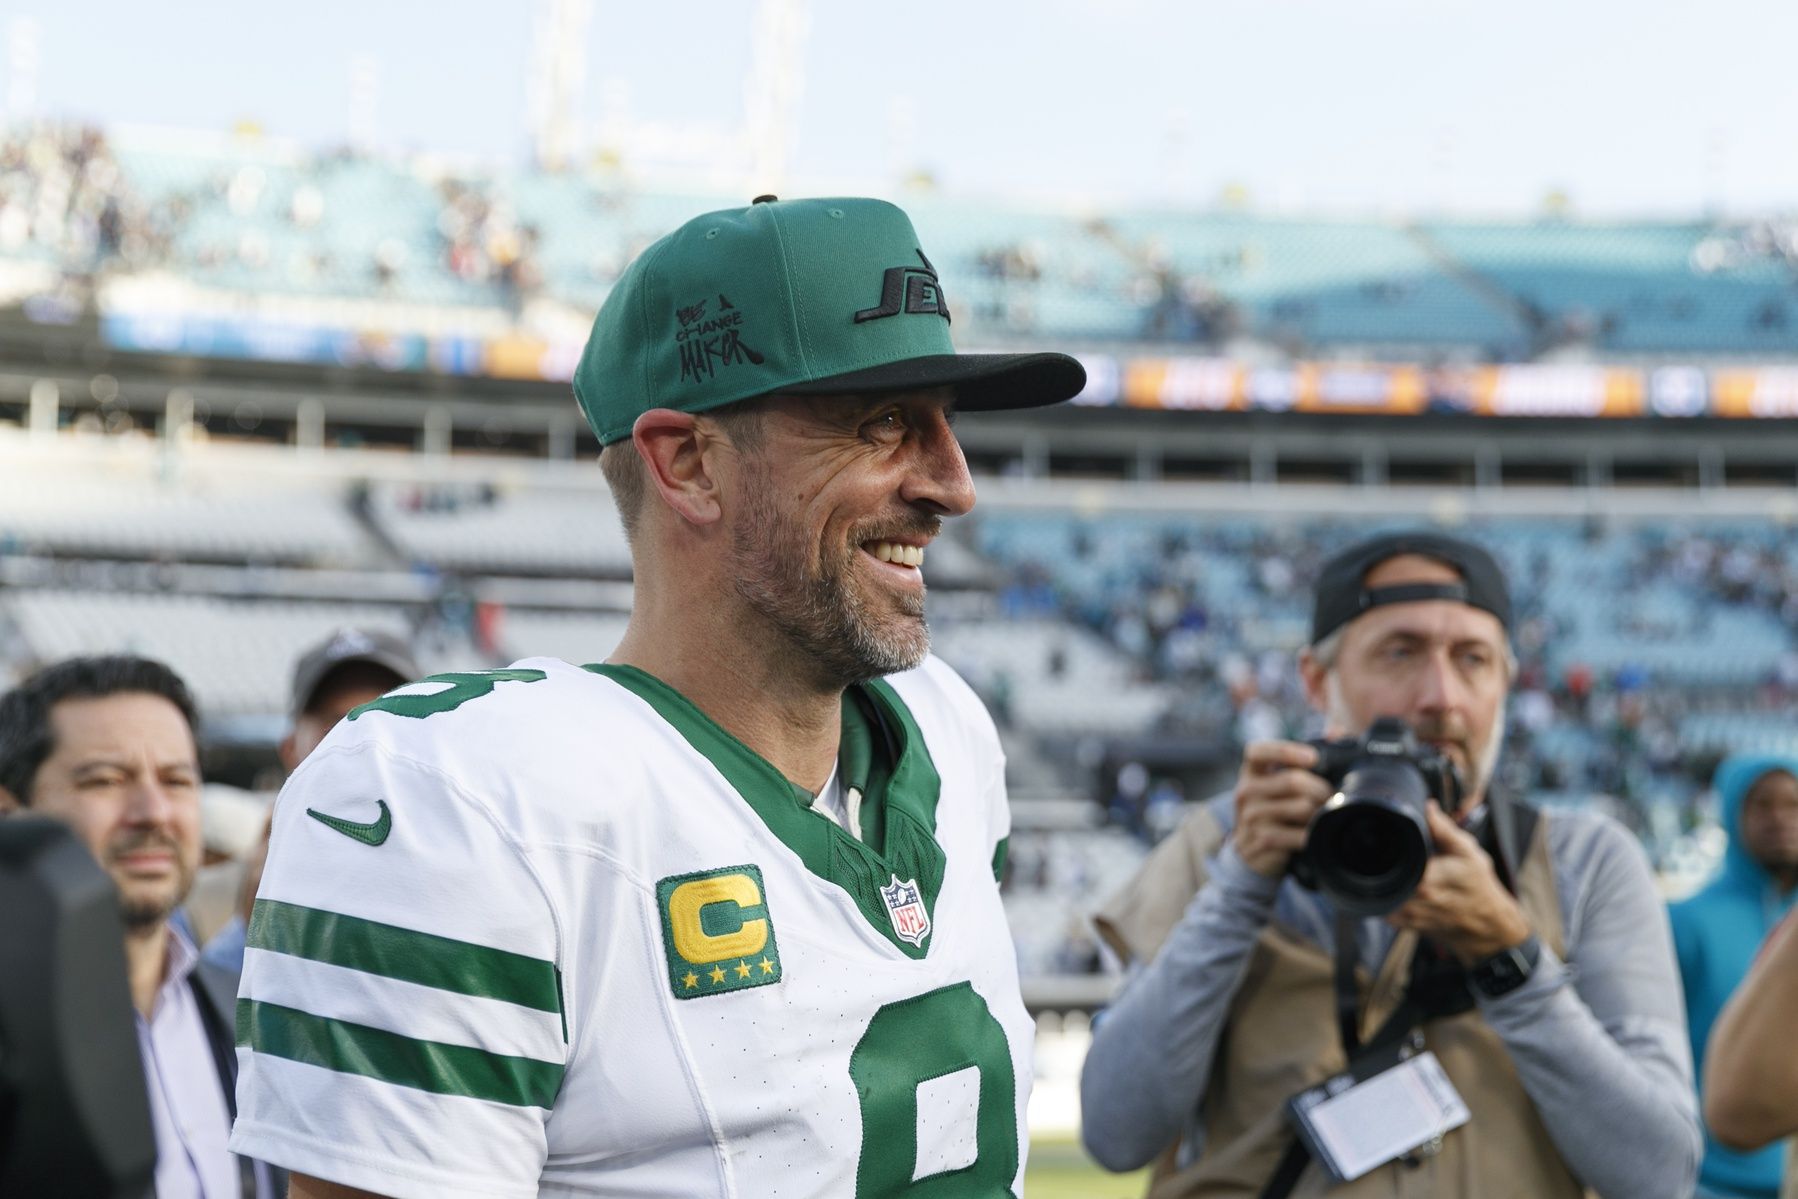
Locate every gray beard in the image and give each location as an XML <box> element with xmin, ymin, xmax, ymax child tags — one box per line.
<box><xmin>728</xmin><ymin>471</ymin><xmax>931</xmax><ymax>689</ymax></box>
<box><xmin>1322</xmin><ymin>671</ymin><xmax>1507</xmax><ymax>807</ymax></box>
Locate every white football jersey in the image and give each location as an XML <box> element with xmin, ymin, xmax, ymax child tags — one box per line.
<box><xmin>230</xmin><ymin>655</ymin><xmax>1031</xmax><ymax>1199</ymax></box>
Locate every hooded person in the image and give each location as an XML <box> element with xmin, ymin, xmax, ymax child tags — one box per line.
<box><xmin>1672</xmin><ymin>753</ymin><xmax>1798</xmax><ymax>1199</ymax></box>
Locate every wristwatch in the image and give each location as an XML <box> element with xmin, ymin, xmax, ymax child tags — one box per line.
<box><xmin>1469</xmin><ymin>934</ymin><xmax>1541</xmax><ymax>998</ymax></box>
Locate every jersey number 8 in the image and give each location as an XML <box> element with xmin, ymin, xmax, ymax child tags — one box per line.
<box><xmin>851</xmin><ymin>982</ymin><xmax>1019</xmax><ymax>1197</ymax></box>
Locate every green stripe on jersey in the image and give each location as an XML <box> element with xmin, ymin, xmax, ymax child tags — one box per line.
<box><xmin>237</xmin><ymin>999</ymin><xmax>565</xmax><ymax>1108</ymax></box>
<box><xmin>247</xmin><ymin>899</ymin><xmax>561</xmax><ymax>1013</ymax></box>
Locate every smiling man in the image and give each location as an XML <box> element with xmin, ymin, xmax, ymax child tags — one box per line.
<box><xmin>1081</xmin><ymin>531</ymin><xmax>1700</xmax><ymax>1199</ymax></box>
<box><xmin>229</xmin><ymin>196</ymin><xmax>1086</xmax><ymax>1198</ymax></box>
<box><xmin>0</xmin><ymin>655</ymin><xmax>276</xmax><ymax>1199</ymax></box>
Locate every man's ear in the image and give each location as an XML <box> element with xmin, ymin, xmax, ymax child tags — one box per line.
<box><xmin>1297</xmin><ymin>646</ymin><xmax>1330</xmax><ymax>713</ymax></box>
<box><xmin>632</xmin><ymin>409</ymin><xmax>726</xmax><ymax>528</ymax></box>
<box><xmin>277</xmin><ymin>731</ymin><xmax>300</xmax><ymax>776</ymax></box>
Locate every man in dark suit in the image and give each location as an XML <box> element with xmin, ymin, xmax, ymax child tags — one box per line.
<box><xmin>0</xmin><ymin>655</ymin><xmax>278</xmax><ymax>1198</ymax></box>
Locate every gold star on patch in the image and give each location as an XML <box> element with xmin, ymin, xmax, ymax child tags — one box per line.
<box><xmin>683</xmin><ymin>972</ymin><xmax>700</xmax><ymax>990</ymax></box>
<box><xmin>709</xmin><ymin>965</ymin><xmax>727</xmax><ymax>985</ymax></box>
<box><xmin>759</xmin><ymin>957</ymin><xmax>775</xmax><ymax>975</ymax></box>
<box><xmin>735</xmin><ymin>960</ymin><xmax>753</xmax><ymax>980</ymax></box>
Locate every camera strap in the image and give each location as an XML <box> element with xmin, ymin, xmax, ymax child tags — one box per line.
<box><xmin>1487</xmin><ymin>791</ymin><xmax>1535</xmax><ymax>895</ymax></box>
<box><xmin>1260</xmin><ymin>800</ymin><xmax>1539</xmax><ymax>1199</ymax></box>
<box><xmin>1333</xmin><ymin>911</ymin><xmax>1363</xmax><ymax>1057</ymax></box>
<box><xmin>1260</xmin><ymin>937</ymin><xmax>1459</xmax><ymax>1199</ymax></box>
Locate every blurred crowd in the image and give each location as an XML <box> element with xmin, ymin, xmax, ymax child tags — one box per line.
<box><xmin>0</xmin><ymin>124</ymin><xmax>169</xmax><ymax>272</ymax></box>
<box><xmin>9</xmin><ymin>119</ymin><xmax>1798</xmax><ymax>361</ymax></box>
<box><xmin>0</xmin><ymin>121</ymin><xmax>553</xmax><ymax>306</ymax></box>
<box><xmin>429</xmin><ymin>178</ymin><xmax>544</xmax><ymax>301</ymax></box>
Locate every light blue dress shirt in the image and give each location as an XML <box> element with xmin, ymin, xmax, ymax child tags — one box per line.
<box><xmin>136</xmin><ymin>924</ymin><xmax>240</xmax><ymax>1199</ymax></box>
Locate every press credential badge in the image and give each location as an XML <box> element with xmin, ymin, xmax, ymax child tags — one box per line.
<box><xmin>1287</xmin><ymin>1050</ymin><xmax>1472</xmax><ymax>1182</ymax></box>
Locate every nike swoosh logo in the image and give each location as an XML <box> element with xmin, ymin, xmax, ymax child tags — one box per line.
<box><xmin>306</xmin><ymin>800</ymin><xmax>392</xmax><ymax>846</ymax></box>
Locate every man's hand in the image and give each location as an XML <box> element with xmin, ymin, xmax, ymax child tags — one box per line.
<box><xmin>1706</xmin><ymin>912</ymin><xmax>1798</xmax><ymax>1149</ymax></box>
<box><xmin>1231</xmin><ymin>740</ymin><xmax>1334</xmax><ymax>878</ymax></box>
<box><xmin>1387</xmin><ymin>801</ymin><xmax>1532</xmax><ymax>964</ymax></box>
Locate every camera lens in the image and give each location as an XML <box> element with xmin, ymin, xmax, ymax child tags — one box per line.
<box><xmin>1301</xmin><ymin>760</ymin><xmax>1433</xmax><ymax>916</ymax></box>
<box><xmin>1334</xmin><ymin>813</ymin><xmax>1404</xmax><ymax>880</ymax></box>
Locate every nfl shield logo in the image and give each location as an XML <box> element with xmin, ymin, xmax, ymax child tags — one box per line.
<box><xmin>880</xmin><ymin>874</ymin><xmax>931</xmax><ymax>947</ymax></box>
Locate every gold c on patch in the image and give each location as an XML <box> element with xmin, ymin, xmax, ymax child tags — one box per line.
<box><xmin>656</xmin><ymin>865</ymin><xmax>783</xmax><ymax>1000</ymax></box>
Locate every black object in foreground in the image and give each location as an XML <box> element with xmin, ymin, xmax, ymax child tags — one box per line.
<box><xmin>1292</xmin><ymin>717</ymin><xmax>1466</xmax><ymax>916</ymax></box>
<box><xmin>0</xmin><ymin>817</ymin><xmax>156</xmax><ymax>1199</ymax></box>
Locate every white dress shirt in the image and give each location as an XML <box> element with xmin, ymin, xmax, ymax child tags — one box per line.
<box><xmin>136</xmin><ymin>923</ymin><xmax>240</xmax><ymax>1199</ymax></box>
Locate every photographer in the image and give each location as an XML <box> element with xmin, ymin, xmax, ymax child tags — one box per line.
<box><xmin>1081</xmin><ymin>532</ymin><xmax>1699</xmax><ymax>1198</ymax></box>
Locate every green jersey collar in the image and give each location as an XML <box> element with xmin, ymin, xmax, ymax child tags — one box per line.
<box><xmin>585</xmin><ymin>664</ymin><xmax>946</xmax><ymax>958</ymax></box>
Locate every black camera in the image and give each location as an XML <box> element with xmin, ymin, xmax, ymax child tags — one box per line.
<box><xmin>1290</xmin><ymin>716</ymin><xmax>1466</xmax><ymax>916</ymax></box>
<box><xmin>1</xmin><ymin>817</ymin><xmax>156</xmax><ymax>1198</ymax></box>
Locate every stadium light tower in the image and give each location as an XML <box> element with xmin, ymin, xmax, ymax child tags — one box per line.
<box><xmin>530</xmin><ymin>0</ymin><xmax>593</xmax><ymax>172</ymax></box>
<box><xmin>744</xmin><ymin>0</ymin><xmax>810</xmax><ymax>195</ymax></box>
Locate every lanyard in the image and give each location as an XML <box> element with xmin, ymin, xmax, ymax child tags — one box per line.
<box><xmin>1263</xmin><ymin>800</ymin><xmax>1536</xmax><ymax>1199</ymax></box>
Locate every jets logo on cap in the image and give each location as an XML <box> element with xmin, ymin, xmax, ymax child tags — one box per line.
<box><xmin>854</xmin><ymin>250</ymin><xmax>951</xmax><ymax>324</ymax></box>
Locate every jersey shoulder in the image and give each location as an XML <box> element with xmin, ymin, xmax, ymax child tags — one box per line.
<box><xmin>883</xmin><ymin>654</ymin><xmax>1008</xmax><ymax>847</ymax></box>
<box><xmin>883</xmin><ymin>653</ymin><xmax>1002</xmax><ymax>756</ymax></box>
<box><xmin>305</xmin><ymin>656</ymin><xmax>678</xmax><ymax>836</ymax></box>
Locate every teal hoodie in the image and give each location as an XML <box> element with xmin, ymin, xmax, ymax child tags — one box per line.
<box><xmin>1670</xmin><ymin>753</ymin><xmax>1798</xmax><ymax>1199</ymax></box>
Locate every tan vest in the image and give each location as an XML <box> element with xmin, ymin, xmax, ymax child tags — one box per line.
<box><xmin>1094</xmin><ymin>806</ymin><xmax>1595</xmax><ymax>1199</ymax></box>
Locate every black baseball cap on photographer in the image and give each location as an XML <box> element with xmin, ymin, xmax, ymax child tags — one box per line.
<box><xmin>1310</xmin><ymin>530</ymin><xmax>1511</xmax><ymax>646</ymax></box>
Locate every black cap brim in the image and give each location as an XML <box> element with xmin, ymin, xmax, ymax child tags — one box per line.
<box><xmin>1311</xmin><ymin>531</ymin><xmax>1512</xmax><ymax>646</ymax></box>
<box><xmin>779</xmin><ymin>352</ymin><xmax>1086</xmax><ymax>411</ymax></box>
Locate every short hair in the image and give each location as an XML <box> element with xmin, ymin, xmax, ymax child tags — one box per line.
<box><xmin>1308</xmin><ymin>625</ymin><xmax>1349</xmax><ymax>672</ymax></box>
<box><xmin>599</xmin><ymin>441</ymin><xmax>650</xmax><ymax>543</ymax></box>
<box><xmin>599</xmin><ymin>400</ymin><xmax>769</xmax><ymax>545</ymax></box>
<box><xmin>0</xmin><ymin>656</ymin><xmax>199</xmax><ymax>805</ymax></box>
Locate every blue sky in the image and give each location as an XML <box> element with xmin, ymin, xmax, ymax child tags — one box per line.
<box><xmin>12</xmin><ymin>0</ymin><xmax>1798</xmax><ymax>215</ymax></box>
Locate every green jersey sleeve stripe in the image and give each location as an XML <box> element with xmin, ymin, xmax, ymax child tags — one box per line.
<box><xmin>247</xmin><ymin>898</ymin><xmax>561</xmax><ymax>1014</ymax></box>
<box><xmin>237</xmin><ymin>999</ymin><xmax>565</xmax><ymax>1109</ymax></box>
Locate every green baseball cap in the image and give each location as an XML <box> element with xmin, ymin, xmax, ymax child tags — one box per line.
<box><xmin>573</xmin><ymin>196</ymin><xmax>1087</xmax><ymax>445</ymax></box>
